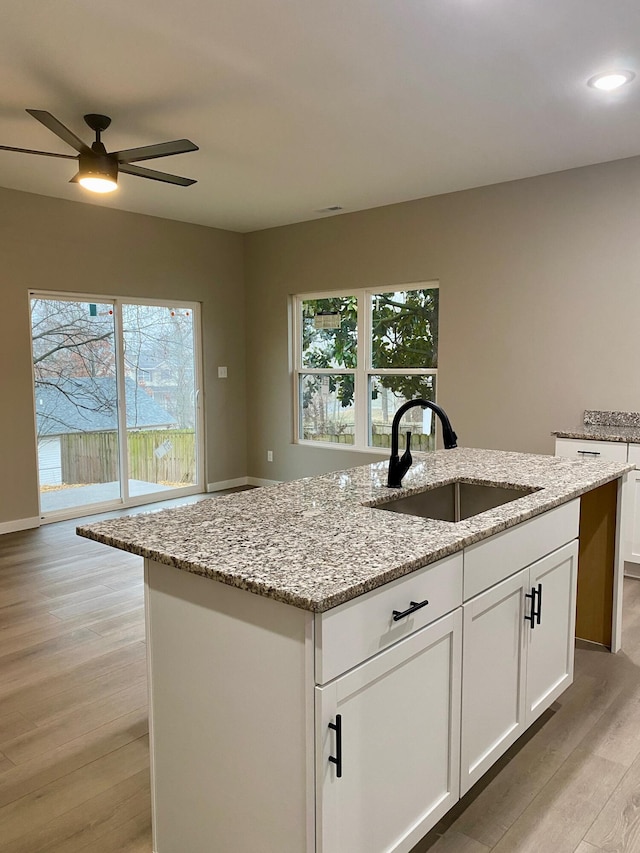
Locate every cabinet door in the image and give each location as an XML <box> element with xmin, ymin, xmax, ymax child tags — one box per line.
<box><xmin>624</xmin><ymin>467</ymin><xmax>640</xmax><ymax>565</ymax></box>
<box><xmin>460</xmin><ymin>569</ymin><xmax>528</xmax><ymax>795</ymax></box>
<box><xmin>316</xmin><ymin>610</ymin><xmax>462</xmax><ymax>853</ymax></box>
<box><xmin>525</xmin><ymin>540</ymin><xmax>578</xmax><ymax>723</ymax></box>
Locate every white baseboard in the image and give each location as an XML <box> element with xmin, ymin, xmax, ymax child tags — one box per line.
<box><xmin>207</xmin><ymin>476</ymin><xmax>282</xmax><ymax>491</ymax></box>
<box><xmin>624</xmin><ymin>561</ymin><xmax>640</xmax><ymax>580</ymax></box>
<box><xmin>207</xmin><ymin>477</ymin><xmax>250</xmax><ymax>492</ymax></box>
<box><xmin>247</xmin><ymin>476</ymin><xmax>281</xmax><ymax>487</ymax></box>
<box><xmin>0</xmin><ymin>516</ymin><xmax>41</xmax><ymax>535</ymax></box>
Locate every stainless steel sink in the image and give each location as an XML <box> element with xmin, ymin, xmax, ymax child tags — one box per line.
<box><xmin>373</xmin><ymin>480</ymin><xmax>538</xmax><ymax>522</ymax></box>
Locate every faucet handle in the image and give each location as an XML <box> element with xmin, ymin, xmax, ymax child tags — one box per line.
<box><xmin>401</xmin><ymin>431</ymin><xmax>412</xmax><ymax>466</ymax></box>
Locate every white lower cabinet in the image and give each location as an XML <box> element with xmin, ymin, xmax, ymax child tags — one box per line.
<box><xmin>460</xmin><ymin>569</ymin><xmax>528</xmax><ymax>794</ymax></box>
<box><xmin>625</xmin><ymin>445</ymin><xmax>640</xmax><ymax>564</ymax></box>
<box><xmin>627</xmin><ymin>471</ymin><xmax>640</xmax><ymax>563</ymax></box>
<box><xmin>556</xmin><ymin>436</ymin><xmax>637</xmax><ymax>568</ymax></box>
<box><xmin>316</xmin><ymin>609</ymin><xmax>462</xmax><ymax>853</ymax></box>
<box><xmin>526</xmin><ymin>541</ymin><xmax>578</xmax><ymax>719</ymax></box>
<box><xmin>142</xmin><ymin>504</ymin><xmax>582</xmax><ymax>853</ymax></box>
<box><xmin>460</xmin><ymin>540</ymin><xmax>578</xmax><ymax>794</ymax></box>
<box><xmin>554</xmin><ymin>437</ymin><xmax>628</xmax><ymax>464</ymax></box>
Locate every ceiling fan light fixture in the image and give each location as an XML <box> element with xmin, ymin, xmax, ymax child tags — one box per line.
<box><xmin>77</xmin><ymin>151</ymin><xmax>118</xmax><ymax>193</ymax></box>
<box><xmin>0</xmin><ymin>110</ymin><xmax>198</xmax><ymax>190</ymax></box>
<box><xmin>79</xmin><ymin>175</ymin><xmax>118</xmax><ymax>193</ymax></box>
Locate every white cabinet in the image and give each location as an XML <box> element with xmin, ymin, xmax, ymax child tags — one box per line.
<box><xmin>316</xmin><ymin>609</ymin><xmax>462</xmax><ymax>853</ymax></box>
<box><xmin>315</xmin><ymin>553</ymin><xmax>463</xmax><ymax>684</ymax></box>
<box><xmin>462</xmin><ymin>499</ymin><xmax>579</xmax><ymax>601</ymax></box>
<box><xmin>626</xmin><ymin>473</ymin><xmax>640</xmax><ymax>564</ymax></box>
<box><xmin>460</xmin><ymin>540</ymin><xmax>578</xmax><ymax>795</ymax></box>
<box><xmin>460</xmin><ymin>569</ymin><xmax>527</xmax><ymax>794</ymax></box>
<box><xmin>555</xmin><ymin>436</ymin><xmax>637</xmax><ymax>567</ymax></box>
<box><xmin>625</xmin><ymin>444</ymin><xmax>640</xmax><ymax>565</ymax></box>
<box><xmin>526</xmin><ymin>541</ymin><xmax>578</xmax><ymax>720</ymax></box>
<box><xmin>142</xmin><ymin>502</ymin><xmax>582</xmax><ymax>853</ymax></box>
<box><xmin>554</xmin><ymin>436</ymin><xmax>628</xmax><ymax>652</ymax></box>
<box><xmin>554</xmin><ymin>437</ymin><xmax>628</xmax><ymax>463</ymax></box>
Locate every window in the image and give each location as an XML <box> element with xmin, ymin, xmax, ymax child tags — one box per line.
<box><xmin>30</xmin><ymin>293</ymin><xmax>204</xmax><ymax>520</ymax></box>
<box><xmin>293</xmin><ymin>283</ymin><xmax>439</xmax><ymax>451</ymax></box>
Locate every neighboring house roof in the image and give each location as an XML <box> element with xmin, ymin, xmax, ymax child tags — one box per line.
<box><xmin>35</xmin><ymin>377</ymin><xmax>177</xmax><ymax>436</ymax></box>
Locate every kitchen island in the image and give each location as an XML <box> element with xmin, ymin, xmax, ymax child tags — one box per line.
<box><xmin>77</xmin><ymin>447</ymin><xmax>632</xmax><ymax>853</ymax></box>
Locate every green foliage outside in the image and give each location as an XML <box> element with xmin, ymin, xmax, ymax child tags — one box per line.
<box><xmin>301</xmin><ymin>288</ymin><xmax>438</xmax><ymax>413</ymax></box>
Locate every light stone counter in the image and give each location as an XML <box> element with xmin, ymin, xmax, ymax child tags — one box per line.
<box><xmin>552</xmin><ymin>409</ymin><xmax>640</xmax><ymax>443</ymax></box>
<box><xmin>77</xmin><ymin>447</ymin><xmax>632</xmax><ymax>612</ymax></box>
<box><xmin>551</xmin><ymin>425</ymin><xmax>640</xmax><ymax>443</ymax></box>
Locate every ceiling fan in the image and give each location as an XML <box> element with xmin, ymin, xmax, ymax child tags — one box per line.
<box><xmin>0</xmin><ymin>109</ymin><xmax>198</xmax><ymax>193</ymax></box>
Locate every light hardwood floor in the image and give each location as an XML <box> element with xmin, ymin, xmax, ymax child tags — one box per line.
<box><xmin>2</xmin><ymin>501</ymin><xmax>640</xmax><ymax>852</ymax></box>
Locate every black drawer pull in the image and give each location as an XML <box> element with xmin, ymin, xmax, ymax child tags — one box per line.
<box><xmin>577</xmin><ymin>450</ymin><xmax>601</xmax><ymax>457</ymax></box>
<box><xmin>328</xmin><ymin>714</ymin><xmax>342</xmax><ymax>778</ymax></box>
<box><xmin>392</xmin><ymin>599</ymin><xmax>429</xmax><ymax>621</ymax></box>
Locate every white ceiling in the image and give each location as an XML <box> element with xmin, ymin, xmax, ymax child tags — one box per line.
<box><xmin>1</xmin><ymin>0</ymin><xmax>640</xmax><ymax>233</ymax></box>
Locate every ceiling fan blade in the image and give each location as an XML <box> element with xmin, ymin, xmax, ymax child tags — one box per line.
<box><xmin>119</xmin><ymin>163</ymin><xmax>196</xmax><ymax>186</ymax></box>
<box><xmin>26</xmin><ymin>109</ymin><xmax>91</xmax><ymax>155</ymax></box>
<box><xmin>0</xmin><ymin>144</ymin><xmax>77</xmax><ymax>160</ymax></box>
<box><xmin>114</xmin><ymin>139</ymin><xmax>198</xmax><ymax>164</ymax></box>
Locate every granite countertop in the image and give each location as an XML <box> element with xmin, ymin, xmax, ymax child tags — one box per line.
<box><xmin>551</xmin><ymin>425</ymin><xmax>640</xmax><ymax>443</ymax></box>
<box><xmin>552</xmin><ymin>409</ymin><xmax>640</xmax><ymax>443</ymax></box>
<box><xmin>76</xmin><ymin>447</ymin><xmax>632</xmax><ymax>613</ymax></box>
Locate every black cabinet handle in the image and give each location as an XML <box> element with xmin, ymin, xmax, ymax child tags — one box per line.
<box><xmin>392</xmin><ymin>599</ymin><xmax>429</xmax><ymax>622</ymax></box>
<box><xmin>536</xmin><ymin>582</ymin><xmax>542</xmax><ymax>625</ymax></box>
<box><xmin>525</xmin><ymin>588</ymin><xmax>535</xmax><ymax>629</ymax></box>
<box><xmin>577</xmin><ymin>450</ymin><xmax>601</xmax><ymax>457</ymax></box>
<box><xmin>525</xmin><ymin>584</ymin><xmax>543</xmax><ymax>629</ymax></box>
<box><xmin>328</xmin><ymin>714</ymin><xmax>342</xmax><ymax>778</ymax></box>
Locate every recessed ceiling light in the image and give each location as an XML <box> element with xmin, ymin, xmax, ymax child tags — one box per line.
<box><xmin>587</xmin><ymin>70</ymin><xmax>635</xmax><ymax>91</ymax></box>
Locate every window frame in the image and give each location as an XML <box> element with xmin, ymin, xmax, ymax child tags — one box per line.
<box><xmin>29</xmin><ymin>289</ymin><xmax>205</xmax><ymax>522</ymax></box>
<box><xmin>292</xmin><ymin>281</ymin><xmax>439</xmax><ymax>452</ymax></box>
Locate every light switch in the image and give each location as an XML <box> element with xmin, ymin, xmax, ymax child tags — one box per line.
<box><xmin>218</xmin><ymin>366</ymin><xmax>228</xmax><ymax>379</ymax></box>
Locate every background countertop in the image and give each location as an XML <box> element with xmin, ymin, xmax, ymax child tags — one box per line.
<box><xmin>551</xmin><ymin>425</ymin><xmax>640</xmax><ymax>443</ymax></box>
<box><xmin>553</xmin><ymin>410</ymin><xmax>640</xmax><ymax>443</ymax></box>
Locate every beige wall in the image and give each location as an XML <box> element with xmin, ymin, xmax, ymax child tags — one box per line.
<box><xmin>5</xmin><ymin>153</ymin><xmax>640</xmax><ymax>525</ymax></box>
<box><xmin>243</xmin><ymin>155</ymin><xmax>640</xmax><ymax>482</ymax></box>
<box><xmin>0</xmin><ymin>186</ymin><xmax>246</xmax><ymax>527</ymax></box>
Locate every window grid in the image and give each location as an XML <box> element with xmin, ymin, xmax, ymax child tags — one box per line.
<box><xmin>293</xmin><ymin>283</ymin><xmax>439</xmax><ymax>451</ymax></box>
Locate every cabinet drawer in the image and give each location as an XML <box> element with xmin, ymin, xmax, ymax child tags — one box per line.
<box><xmin>627</xmin><ymin>443</ymin><xmax>640</xmax><ymax>469</ymax></box>
<box><xmin>463</xmin><ymin>500</ymin><xmax>579</xmax><ymax>600</ymax></box>
<box><xmin>555</xmin><ymin>437</ymin><xmax>628</xmax><ymax>463</ymax></box>
<box><xmin>315</xmin><ymin>553</ymin><xmax>463</xmax><ymax>684</ymax></box>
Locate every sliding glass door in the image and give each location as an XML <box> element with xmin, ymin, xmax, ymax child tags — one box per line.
<box><xmin>122</xmin><ymin>302</ymin><xmax>198</xmax><ymax>499</ymax></box>
<box><xmin>30</xmin><ymin>293</ymin><xmax>203</xmax><ymax>520</ymax></box>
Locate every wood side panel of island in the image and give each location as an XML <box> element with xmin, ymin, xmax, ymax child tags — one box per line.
<box><xmin>576</xmin><ymin>480</ymin><xmax>618</xmax><ymax>647</ymax></box>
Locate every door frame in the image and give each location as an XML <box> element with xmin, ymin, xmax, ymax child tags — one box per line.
<box><xmin>30</xmin><ymin>290</ymin><xmax>205</xmax><ymax>523</ymax></box>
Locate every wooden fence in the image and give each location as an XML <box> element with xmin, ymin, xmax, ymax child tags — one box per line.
<box><xmin>305</xmin><ymin>433</ymin><xmax>435</xmax><ymax>451</ymax></box>
<box><xmin>60</xmin><ymin>430</ymin><xmax>196</xmax><ymax>486</ymax></box>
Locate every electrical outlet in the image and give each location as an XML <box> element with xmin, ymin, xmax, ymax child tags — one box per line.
<box><xmin>218</xmin><ymin>366</ymin><xmax>227</xmax><ymax>378</ymax></box>
<box><xmin>267</xmin><ymin>450</ymin><xmax>273</xmax><ymax>462</ymax></box>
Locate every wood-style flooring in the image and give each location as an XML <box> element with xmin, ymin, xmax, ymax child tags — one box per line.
<box><xmin>2</xmin><ymin>498</ymin><xmax>640</xmax><ymax>852</ymax></box>
<box><xmin>415</xmin><ymin>577</ymin><xmax>640</xmax><ymax>853</ymax></box>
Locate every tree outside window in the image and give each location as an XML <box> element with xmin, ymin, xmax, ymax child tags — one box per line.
<box><xmin>294</xmin><ymin>284</ymin><xmax>438</xmax><ymax>450</ymax></box>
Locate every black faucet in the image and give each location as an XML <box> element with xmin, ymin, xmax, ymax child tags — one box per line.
<box><xmin>387</xmin><ymin>399</ymin><xmax>458</xmax><ymax>488</ymax></box>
